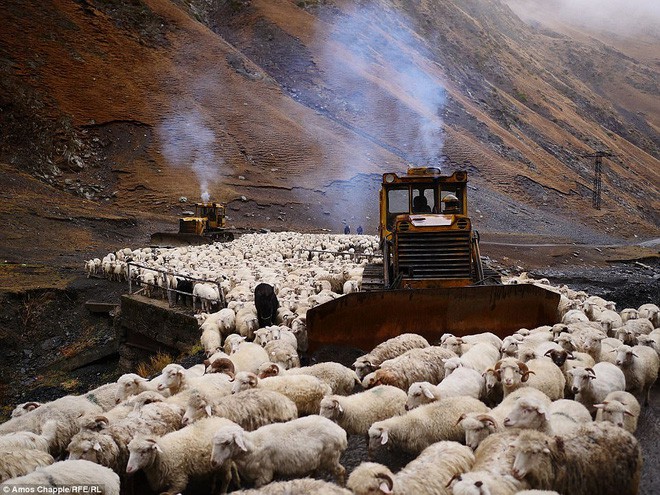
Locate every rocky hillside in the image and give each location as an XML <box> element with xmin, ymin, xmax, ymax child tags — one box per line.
<box><xmin>0</xmin><ymin>0</ymin><xmax>658</xmax><ymax>268</ymax></box>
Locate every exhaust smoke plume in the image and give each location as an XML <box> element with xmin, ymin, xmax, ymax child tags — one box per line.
<box><xmin>158</xmin><ymin>110</ymin><xmax>222</xmax><ymax>203</ymax></box>
<box><xmin>321</xmin><ymin>4</ymin><xmax>446</xmax><ymax>170</ymax></box>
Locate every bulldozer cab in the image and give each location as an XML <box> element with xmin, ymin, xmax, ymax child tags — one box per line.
<box><xmin>194</xmin><ymin>203</ymin><xmax>226</xmax><ymax>230</ymax></box>
<box><xmin>380</xmin><ymin>168</ymin><xmax>476</xmax><ymax>289</ymax></box>
<box><xmin>178</xmin><ymin>203</ymin><xmax>227</xmax><ymax>235</ymax></box>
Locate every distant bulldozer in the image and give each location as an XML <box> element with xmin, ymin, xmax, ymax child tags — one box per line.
<box><xmin>151</xmin><ymin>202</ymin><xmax>235</xmax><ymax>247</ymax></box>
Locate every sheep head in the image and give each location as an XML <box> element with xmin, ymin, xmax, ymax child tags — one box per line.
<box><xmin>211</xmin><ymin>425</ymin><xmax>247</xmax><ymax>468</ymax></box>
<box><xmin>503</xmin><ymin>398</ymin><xmax>548</xmax><ymax>429</ymax></box>
<box><xmin>127</xmin><ymin>437</ymin><xmax>163</xmax><ymax>474</ymax></box>
<box><xmin>346</xmin><ymin>462</ymin><xmax>395</xmax><ymax>495</ymax></box>
<box><xmin>544</xmin><ymin>348</ymin><xmax>568</xmax><ymax>368</ymax></box>
<box><xmin>510</xmin><ymin>430</ymin><xmax>553</xmax><ymax>482</ymax></box>
<box><xmin>319</xmin><ymin>397</ymin><xmax>344</xmax><ymax>420</ymax></box>
<box><xmin>594</xmin><ymin>400</ymin><xmax>636</xmax><ymax>429</ymax></box>
<box><xmin>231</xmin><ymin>371</ymin><xmax>258</xmax><ymax>394</ymax></box>
<box><xmin>183</xmin><ymin>391</ymin><xmax>212</xmax><ymax>425</ymax></box>
<box><xmin>459</xmin><ymin>413</ymin><xmax>498</xmax><ymax>450</ymax></box>
<box><xmin>367</xmin><ymin>425</ymin><xmax>390</xmax><ymax>455</ymax></box>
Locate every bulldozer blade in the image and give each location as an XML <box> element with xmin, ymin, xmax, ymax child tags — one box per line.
<box><xmin>306</xmin><ymin>284</ymin><xmax>560</xmax><ymax>353</ymax></box>
<box><xmin>150</xmin><ymin>233</ymin><xmax>213</xmax><ymax>248</ymax></box>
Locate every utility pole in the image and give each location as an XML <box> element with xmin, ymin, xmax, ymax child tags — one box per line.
<box><xmin>583</xmin><ymin>151</ymin><xmax>613</xmax><ymax>210</ymax></box>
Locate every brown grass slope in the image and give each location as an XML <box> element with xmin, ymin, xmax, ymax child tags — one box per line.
<box><xmin>0</xmin><ymin>0</ymin><xmax>658</xmax><ymax>268</ymax></box>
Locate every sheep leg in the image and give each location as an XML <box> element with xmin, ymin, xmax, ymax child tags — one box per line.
<box><xmin>332</xmin><ymin>461</ymin><xmax>347</xmax><ymax>486</ymax></box>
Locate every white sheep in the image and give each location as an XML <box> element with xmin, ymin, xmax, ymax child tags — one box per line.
<box><xmin>230</xmin><ymin>478</ymin><xmax>352</xmax><ymax>494</ymax></box>
<box><xmin>568</xmin><ymin>363</ymin><xmax>626</xmax><ymax>414</ymax></box>
<box><xmin>0</xmin><ymin>395</ymin><xmax>103</xmax><ymax>457</ymax></box>
<box><xmin>192</xmin><ymin>282</ymin><xmax>221</xmax><ymax>313</ymax></box>
<box><xmin>451</xmin><ymin>342</ymin><xmax>501</xmax><ymax>373</ymax></box>
<box><xmin>368</xmin><ymin>396</ymin><xmax>489</xmax><ymax>455</ymax></box>
<box><xmin>503</xmin><ymin>397</ymin><xmax>592</xmax><ymax>435</ymax></box>
<box><xmin>0</xmin><ymin>424</ymin><xmax>55</xmax><ymax>454</ymax></box>
<box><xmin>84</xmin><ymin>382</ymin><xmax>122</xmax><ymax>412</ymax></box>
<box><xmin>0</xmin><ymin>459</ymin><xmax>120</xmax><ymax>495</ymax></box>
<box><xmin>200</xmin><ymin>325</ymin><xmax>222</xmax><ymax>356</ymax></box>
<box><xmin>157</xmin><ymin>363</ymin><xmax>232</xmax><ymax>397</ymax></box>
<box><xmin>636</xmin><ymin>328</ymin><xmax>660</xmax><ymax>357</ymax></box>
<box><xmin>449</xmin><ymin>470</ymin><xmax>524</xmax><ymax>495</ymax></box>
<box><xmin>449</xmin><ymin>429</ymin><xmax>529</xmax><ymax>494</ymax></box>
<box><xmin>114</xmin><ymin>373</ymin><xmax>164</xmax><ymax>403</ymax></box>
<box><xmin>459</xmin><ymin>387</ymin><xmax>552</xmax><ymax>450</ymax></box>
<box><xmin>614</xmin><ymin>344</ymin><xmax>659</xmax><ymax>405</ymax></box>
<box><xmin>594</xmin><ymin>390</ymin><xmax>641</xmax><ymax>433</ymax></box>
<box><xmin>230</xmin><ymin>371</ymin><xmax>331</xmax><ymax>416</ymax></box>
<box><xmin>562</xmin><ymin>309</ymin><xmax>589</xmax><ymax>324</ymax></box>
<box><xmin>619</xmin><ymin>308</ymin><xmax>639</xmax><ymax>323</ymax></box>
<box><xmin>406</xmin><ymin>367</ymin><xmax>485</xmax><ymax>410</ymax></box>
<box><xmin>10</xmin><ymin>401</ymin><xmax>42</xmax><ymax>418</ymax></box>
<box><xmin>493</xmin><ymin>358</ymin><xmax>565</xmax><ymax>401</ymax></box>
<box><xmin>67</xmin><ymin>400</ymin><xmax>183</xmax><ymax>473</ymax></box>
<box><xmin>371</xmin><ymin>346</ymin><xmax>456</xmax><ymax>391</ymax></box>
<box><xmin>208</xmin><ymin>342</ymin><xmax>269</xmax><ymax>375</ymax></box>
<box><xmin>259</xmin><ymin>361</ymin><xmax>359</xmax><ymax>395</ymax></box>
<box><xmin>235</xmin><ymin>306</ymin><xmax>259</xmax><ymax>340</ymax></box>
<box><xmin>182</xmin><ymin>388</ymin><xmax>297</xmax><ymax>430</ymax></box>
<box><xmin>127</xmin><ymin>416</ymin><xmax>235</xmax><ymax>494</ymax></box>
<box><xmin>509</xmin><ymin>423</ymin><xmax>642</xmax><ymax>495</ymax></box>
<box><xmin>347</xmin><ymin>441</ymin><xmax>475</xmax><ymax>495</ymax></box>
<box><xmin>353</xmin><ymin>333</ymin><xmax>430</xmax><ymax>379</ymax></box>
<box><xmin>0</xmin><ymin>448</ymin><xmax>54</xmax><ymax>483</ymax></box>
<box><xmin>263</xmin><ymin>339</ymin><xmax>300</xmax><ymax>369</ymax></box>
<box><xmin>319</xmin><ymin>385</ymin><xmax>407</xmax><ymax>436</ymax></box>
<box><xmin>210</xmin><ymin>415</ymin><xmax>348</xmax><ymax>487</ymax></box>
<box><xmin>638</xmin><ymin>303</ymin><xmax>660</xmax><ymax>327</ymax></box>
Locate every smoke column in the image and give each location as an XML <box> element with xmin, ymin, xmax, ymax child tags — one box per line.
<box><xmin>157</xmin><ymin>109</ymin><xmax>222</xmax><ymax>202</ymax></box>
<box><xmin>321</xmin><ymin>3</ymin><xmax>446</xmax><ymax>169</ymax></box>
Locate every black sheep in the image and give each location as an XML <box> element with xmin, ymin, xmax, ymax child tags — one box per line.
<box><xmin>254</xmin><ymin>283</ymin><xmax>279</xmax><ymax>327</ymax></box>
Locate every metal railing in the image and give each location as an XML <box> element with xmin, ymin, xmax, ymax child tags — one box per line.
<box><xmin>126</xmin><ymin>262</ymin><xmax>225</xmax><ymax>310</ymax></box>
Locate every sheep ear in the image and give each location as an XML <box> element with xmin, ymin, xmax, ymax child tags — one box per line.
<box><xmin>593</xmin><ymin>403</ymin><xmax>605</xmax><ymax>410</ymax></box>
<box><xmin>422</xmin><ymin>385</ymin><xmax>435</xmax><ymax>399</ymax></box>
<box><xmin>376</xmin><ymin>473</ymin><xmax>394</xmax><ymax>494</ymax></box>
<box><xmin>234</xmin><ymin>432</ymin><xmax>248</xmax><ymax>452</ymax></box>
<box><xmin>93</xmin><ymin>442</ymin><xmax>102</xmax><ymax>452</ymax></box>
<box><xmin>337</xmin><ymin>402</ymin><xmax>344</xmax><ymax>414</ymax></box>
<box><xmin>542</xmin><ymin>447</ymin><xmax>551</xmax><ymax>454</ymax></box>
<box><xmin>380</xmin><ymin>430</ymin><xmax>389</xmax><ymax>445</ymax></box>
<box><xmin>624</xmin><ymin>409</ymin><xmax>635</xmax><ymax>417</ymax></box>
<box><xmin>205</xmin><ymin>405</ymin><xmax>213</xmax><ymax>417</ymax></box>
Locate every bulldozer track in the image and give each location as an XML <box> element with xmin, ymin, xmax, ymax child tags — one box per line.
<box><xmin>361</xmin><ymin>262</ymin><xmax>385</xmax><ymax>291</ymax></box>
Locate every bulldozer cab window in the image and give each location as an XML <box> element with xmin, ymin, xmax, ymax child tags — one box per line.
<box><xmin>412</xmin><ymin>188</ymin><xmax>434</xmax><ymax>213</ymax></box>
<box><xmin>441</xmin><ymin>190</ymin><xmax>463</xmax><ymax>214</ymax></box>
<box><xmin>387</xmin><ymin>188</ymin><xmax>409</xmax><ymax>228</ymax></box>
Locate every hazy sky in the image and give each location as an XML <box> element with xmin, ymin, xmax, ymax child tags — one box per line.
<box><xmin>509</xmin><ymin>0</ymin><xmax>660</xmax><ymax>34</ymax></box>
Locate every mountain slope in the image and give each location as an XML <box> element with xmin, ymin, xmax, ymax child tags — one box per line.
<box><xmin>0</xmin><ymin>0</ymin><xmax>658</xmax><ymax>266</ymax></box>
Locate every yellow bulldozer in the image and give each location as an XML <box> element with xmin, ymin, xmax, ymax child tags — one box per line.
<box><xmin>306</xmin><ymin>168</ymin><xmax>560</xmax><ymax>352</ymax></box>
<box><xmin>150</xmin><ymin>202</ymin><xmax>235</xmax><ymax>247</ymax></box>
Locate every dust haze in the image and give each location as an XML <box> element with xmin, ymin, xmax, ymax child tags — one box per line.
<box><xmin>506</xmin><ymin>0</ymin><xmax>660</xmax><ymax>35</ymax></box>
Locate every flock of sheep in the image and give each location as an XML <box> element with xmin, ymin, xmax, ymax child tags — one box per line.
<box><xmin>1</xmin><ymin>231</ymin><xmax>659</xmax><ymax>495</ymax></box>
